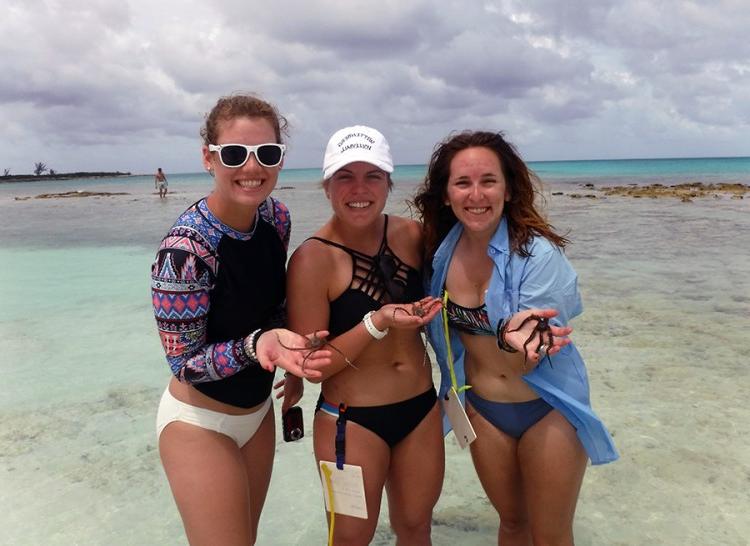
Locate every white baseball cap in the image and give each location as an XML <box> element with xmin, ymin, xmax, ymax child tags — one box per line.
<box><xmin>322</xmin><ymin>125</ymin><xmax>394</xmax><ymax>180</ymax></box>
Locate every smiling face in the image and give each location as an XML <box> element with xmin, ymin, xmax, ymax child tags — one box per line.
<box><xmin>445</xmin><ymin>146</ymin><xmax>510</xmax><ymax>238</ymax></box>
<box><xmin>202</xmin><ymin>116</ymin><xmax>282</xmax><ymax>230</ymax></box>
<box><xmin>323</xmin><ymin>161</ymin><xmax>390</xmax><ymax>226</ymax></box>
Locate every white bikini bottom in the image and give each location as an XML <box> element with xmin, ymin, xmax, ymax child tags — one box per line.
<box><xmin>156</xmin><ymin>387</ymin><xmax>271</xmax><ymax>448</ymax></box>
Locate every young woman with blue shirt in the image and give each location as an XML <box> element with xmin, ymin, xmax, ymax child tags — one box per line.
<box><xmin>414</xmin><ymin>131</ymin><xmax>618</xmax><ymax>545</ymax></box>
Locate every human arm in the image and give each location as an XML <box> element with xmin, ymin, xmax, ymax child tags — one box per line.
<box><xmin>273</xmin><ymin>373</ymin><xmax>303</xmax><ymax>413</ymax></box>
<box><xmin>152</xmin><ymin>246</ymin><xmax>259</xmax><ymax>383</ymax></box>
<box><xmin>496</xmin><ymin>308</ymin><xmax>573</xmax><ymax>371</ymax></box>
<box><xmin>152</xmin><ymin>239</ymin><xmax>330</xmax><ymax>382</ymax></box>
<box><xmin>518</xmin><ymin>242</ymin><xmax>582</xmax><ymax>325</ymax></box>
<box><xmin>259</xmin><ymin>197</ymin><xmax>291</xmax><ymax>253</ymax></box>
<box><xmin>497</xmin><ymin>242</ymin><xmax>580</xmax><ymax>371</ymax></box>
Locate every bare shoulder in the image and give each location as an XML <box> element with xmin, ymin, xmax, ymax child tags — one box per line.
<box><xmin>288</xmin><ymin>237</ymin><xmax>333</xmax><ymax>276</ymax></box>
<box><xmin>388</xmin><ymin>215</ymin><xmax>423</xmax><ymax>243</ymax></box>
<box><xmin>387</xmin><ymin>215</ymin><xmax>424</xmax><ymax>267</ymax></box>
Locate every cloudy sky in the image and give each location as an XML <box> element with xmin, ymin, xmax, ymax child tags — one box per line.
<box><xmin>1</xmin><ymin>0</ymin><xmax>748</xmax><ymax>174</ymax></box>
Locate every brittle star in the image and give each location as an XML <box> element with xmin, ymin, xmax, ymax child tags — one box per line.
<box><xmin>502</xmin><ymin>315</ymin><xmax>555</xmax><ymax>368</ymax></box>
<box><xmin>391</xmin><ymin>300</ymin><xmax>441</xmax><ymax>366</ymax></box>
<box><xmin>391</xmin><ymin>299</ymin><xmax>441</xmax><ymax>321</ymax></box>
<box><xmin>276</xmin><ymin>331</ymin><xmax>357</xmax><ymax>372</ymax></box>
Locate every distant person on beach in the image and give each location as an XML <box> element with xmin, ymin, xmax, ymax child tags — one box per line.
<box><xmin>414</xmin><ymin>131</ymin><xmax>618</xmax><ymax>545</ymax></box>
<box><xmin>287</xmin><ymin>125</ymin><xmax>444</xmax><ymax>544</ymax></box>
<box><xmin>151</xmin><ymin>94</ymin><xmax>333</xmax><ymax>545</ymax></box>
<box><xmin>154</xmin><ymin>167</ymin><xmax>168</xmax><ymax>198</ymax></box>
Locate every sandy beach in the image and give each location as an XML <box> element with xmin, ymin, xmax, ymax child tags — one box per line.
<box><xmin>0</xmin><ymin>172</ymin><xmax>748</xmax><ymax>545</ymax></box>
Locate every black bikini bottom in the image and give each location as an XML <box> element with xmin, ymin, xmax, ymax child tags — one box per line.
<box><xmin>315</xmin><ymin>387</ymin><xmax>437</xmax><ymax>447</ymax></box>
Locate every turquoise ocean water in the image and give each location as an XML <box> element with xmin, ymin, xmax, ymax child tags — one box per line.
<box><xmin>1</xmin><ymin>157</ymin><xmax>748</xmax><ymax>545</ymax></box>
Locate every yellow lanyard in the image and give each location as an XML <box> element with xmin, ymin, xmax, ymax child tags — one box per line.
<box><xmin>321</xmin><ymin>463</ymin><xmax>336</xmax><ymax>546</ymax></box>
<box><xmin>442</xmin><ymin>290</ymin><xmax>471</xmax><ymax>394</ymax></box>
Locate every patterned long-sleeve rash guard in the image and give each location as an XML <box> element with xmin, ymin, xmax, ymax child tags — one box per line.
<box><xmin>151</xmin><ymin>197</ymin><xmax>291</xmax><ymax>408</ymax></box>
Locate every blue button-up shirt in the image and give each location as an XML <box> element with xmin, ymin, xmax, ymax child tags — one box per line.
<box><xmin>426</xmin><ymin>217</ymin><xmax>618</xmax><ymax>465</ymax></box>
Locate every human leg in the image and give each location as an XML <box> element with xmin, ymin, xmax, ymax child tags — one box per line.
<box><xmin>385</xmin><ymin>402</ymin><xmax>444</xmax><ymax>546</ymax></box>
<box><xmin>466</xmin><ymin>399</ymin><xmax>532</xmax><ymax>546</ymax></box>
<box><xmin>157</xmin><ymin>390</ymin><xmax>274</xmax><ymax>545</ymax></box>
<box><xmin>518</xmin><ymin>410</ymin><xmax>587</xmax><ymax>546</ymax></box>
<box><xmin>313</xmin><ymin>411</ymin><xmax>391</xmax><ymax>546</ymax></box>
<box><xmin>239</xmin><ymin>403</ymin><xmax>276</xmax><ymax>542</ymax></box>
<box><xmin>159</xmin><ymin>422</ymin><xmax>256</xmax><ymax>546</ymax></box>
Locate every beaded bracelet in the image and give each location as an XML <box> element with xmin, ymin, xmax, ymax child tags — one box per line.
<box><xmin>244</xmin><ymin>328</ymin><xmax>263</xmax><ymax>362</ymax></box>
<box><xmin>495</xmin><ymin>317</ymin><xmax>519</xmax><ymax>353</ymax></box>
<box><xmin>363</xmin><ymin>311</ymin><xmax>389</xmax><ymax>340</ymax></box>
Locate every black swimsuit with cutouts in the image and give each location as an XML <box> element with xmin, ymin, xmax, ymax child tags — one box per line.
<box><xmin>310</xmin><ymin>215</ymin><xmax>435</xmax><ymax>451</ymax></box>
<box><xmin>307</xmin><ymin>215</ymin><xmax>424</xmax><ymax>337</ymax></box>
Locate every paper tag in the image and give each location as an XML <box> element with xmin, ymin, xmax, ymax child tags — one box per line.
<box><xmin>442</xmin><ymin>387</ymin><xmax>477</xmax><ymax>449</ymax></box>
<box><xmin>318</xmin><ymin>461</ymin><xmax>368</xmax><ymax>519</ymax></box>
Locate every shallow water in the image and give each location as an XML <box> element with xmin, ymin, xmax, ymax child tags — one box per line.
<box><xmin>1</xmin><ymin>172</ymin><xmax>748</xmax><ymax>545</ymax></box>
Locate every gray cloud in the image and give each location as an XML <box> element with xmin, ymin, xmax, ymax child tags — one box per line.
<box><xmin>0</xmin><ymin>0</ymin><xmax>747</xmax><ymax>175</ymax></box>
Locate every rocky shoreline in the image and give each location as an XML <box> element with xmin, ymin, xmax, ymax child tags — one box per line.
<box><xmin>1</xmin><ymin>172</ymin><xmax>131</xmax><ymax>184</ymax></box>
<box><xmin>552</xmin><ymin>182</ymin><xmax>748</xmax><ymax>202</ymax></box>
<box><xmin>14</xmin><ymin>190</ymin><xmax>130</xmax><ymax>200</ymax></box>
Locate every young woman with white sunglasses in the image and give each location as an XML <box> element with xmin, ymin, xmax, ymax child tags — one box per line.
<box><xmin>151</xmin><ymin>94</ymin><xmax>332</xmax><ymax>545</ymax></box>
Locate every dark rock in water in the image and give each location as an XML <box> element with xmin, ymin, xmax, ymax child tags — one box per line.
<box><xmin>570</xmin><ymin>193</ymin><xmax>582</xmax><ymax>199</ymax></box>
<box><xmin>601</xmin><ymin>182</ymin><xmax>749</xmax><ymax>200</ymax></box>
<box><xmin>552</xmin><ymin>191</ymin><xmax>563</xmax><ymax>196</ymax></box>
<box><xmin>32</xmin><ymin>190</ymin><xmax>130</xmax><ymax>199</ymax></box>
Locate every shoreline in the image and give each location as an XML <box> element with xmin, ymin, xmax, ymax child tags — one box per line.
<box><xmin>0</xmin><ymin>172</ymin><xmax>132</xmax><ymax>184</ymax></box>
<box><xmin>8</xmin><ymin>181</ymin><xmax>749</xmax><ymax>202</ymax></box>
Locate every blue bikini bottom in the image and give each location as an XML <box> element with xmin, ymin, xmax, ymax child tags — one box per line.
<box><xmin>465</xmin><ymin>389</ymin><xmax>553</xmax><ymax>439</ymax></box>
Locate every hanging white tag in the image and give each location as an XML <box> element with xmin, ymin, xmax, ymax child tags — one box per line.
<box><xmin>442</xmin><ymin>387</ymin><xmax>477</xmax><ymax>449</ymax></box>
<box><xmin>318</xmin><ymin>461</ymin><xmax>368</xmax><ymax>519</ymax></box>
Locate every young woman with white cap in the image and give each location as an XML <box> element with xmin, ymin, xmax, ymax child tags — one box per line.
<box><xmin>287</xmin><ymin>126</ymin><xmax>444</xmax><ymax>545</ymax></box>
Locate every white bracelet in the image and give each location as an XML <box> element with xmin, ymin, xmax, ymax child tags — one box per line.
<box><xmin>362</xmin><ymin>311</ymin><xmax>389</xmax><ymax>340</ymax></box>
<box><xmin>244</xmin><ymin>328</ymin><xmax>262</xmax><ymax>362</ymax></box>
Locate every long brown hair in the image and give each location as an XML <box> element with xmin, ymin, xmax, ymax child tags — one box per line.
<box><xmin>412</xmin><ymin>131</ymin><xmax>569</xmax><ymax>262</ymax></box>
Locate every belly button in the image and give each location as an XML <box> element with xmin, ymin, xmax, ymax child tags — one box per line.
<box><xmin>500</xmin><ymin>374</ymin><xmax>507</xmax><ymax>379</ymax></box>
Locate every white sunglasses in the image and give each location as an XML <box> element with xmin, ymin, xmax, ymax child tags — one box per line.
<box><xmin>208</xmin><ymin>143</ymin><xmax>286</xmax><ymax>168</ymax></box>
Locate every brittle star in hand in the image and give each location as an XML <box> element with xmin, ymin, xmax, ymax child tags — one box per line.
<box><xmin>276</xmin><ymin>332</ymin><xmax>357</xmax><ymax>371</ymax></box>
<box><xmin>391</xmin><ymin>300</ymin><xmax>441</xmax><ymax>366</ymax></box>
<box><xmin>391</xmin><ymin>299</ymin><xmax>441</xmax><ymax>321</ymax></box>
<box><xmin>504</xmin><ymin>315</ymin><xmax>555</xmax><ymax>368</ymax></box>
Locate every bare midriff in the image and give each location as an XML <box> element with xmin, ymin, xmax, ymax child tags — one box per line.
<box><xmin>321</xmin><ymin>328</ymin><xmax>433</xmax><ymax>406</ymax></box>
<box><xmin>459</xmin><ymin>333</ymin><xmax>540</xmax><ymax>403</ymax></box>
